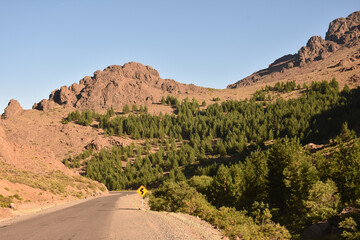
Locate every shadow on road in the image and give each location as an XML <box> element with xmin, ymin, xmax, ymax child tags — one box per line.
<box><xmin>117</xmin><ymin>208</ymin><xmax>140</xmax><ymax>211</ymax></box>
<box><xmin>96</xmin><ymin>208</ymin><xmax>140</xmax><ymax>212</ymax></box>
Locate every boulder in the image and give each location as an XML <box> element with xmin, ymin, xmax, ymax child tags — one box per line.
<box><xmin>9</xmin><ymin>203</ymin><xmax>16</xmax><ymax>210</ymax></box>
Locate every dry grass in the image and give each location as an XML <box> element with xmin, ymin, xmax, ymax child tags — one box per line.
<box><xmin>0</xmin><ymin>161</ymin><xmax>105</xmax><ymax>198</ymax></box>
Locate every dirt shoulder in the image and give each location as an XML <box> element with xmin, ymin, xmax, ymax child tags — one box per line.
<box><xmin>108</xmin><ymin>191</ymin><xmax>226</xmax><ymax>240</ymax></box>
<box><xmin>1</xmin><ymin>192</ymin><xmax>226</xmax><ymax>240</ymax></box>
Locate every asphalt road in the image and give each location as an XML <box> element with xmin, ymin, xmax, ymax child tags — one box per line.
<box><xmin>0</xmin><ymin>192</ymin><xmax>223</xmax><ymax>240</ymax></box>
<box><xmin>0</xmin><ymin>192</ymin><xmax>132</xmax><ymax>240</ymax></box>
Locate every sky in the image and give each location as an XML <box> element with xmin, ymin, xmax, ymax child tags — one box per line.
<box><xmin>0</xmin><ymin>0</ymin><xmax>359</xmax><ymax>111</ymax></box>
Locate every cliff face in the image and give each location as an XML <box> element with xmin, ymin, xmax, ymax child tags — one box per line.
<box><xmin>33</xmin><ymin>62</ymin><xmax>205</xmax><ymax>111</ymax></box>
<box><xmin>228</xmin><ymin>11</ymin><xmax>360</xmax><ymax>89</ymax></box>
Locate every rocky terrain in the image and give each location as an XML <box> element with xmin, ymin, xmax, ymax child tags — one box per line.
<box><xmin>33</xmin><ymin>62</ymin><xmax>207</xmax><ymax>111</ymax></box>
<box><xmin>228</xmin><ymin>11</ymin><xmax>360</xmax><ymax>88</ymax></box>
<box><xmin>0</xmin><ymin>106</ymin><xmax>107</xmax><ymax>220</ymax></box>
<box><xmin>1</xmin><ymin>10</ymin><xmax>360</xmax><ymax>227</ymax></box>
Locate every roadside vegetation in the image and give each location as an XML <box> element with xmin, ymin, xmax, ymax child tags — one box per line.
<box><xmin>0</xmin><ymin>162</ymin><xmax>106</xmax><ymax>199</ymax></box>
<box><xmin>0</xmin><ymin>194</ymin><xmax>22</xmax><ymax>208</ymax></box>
<box><xmin>62</xmin><ymin>78</ymin><xmax>360</xmax><ymax>239</ymax></box>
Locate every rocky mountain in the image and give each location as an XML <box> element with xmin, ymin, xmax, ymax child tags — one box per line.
<box><xmin>33</xmin><ymin>62</ymin><xmax>206</xmax><ymax>111</ymax></box>
<box><xmin>1</xmin><ymin>99</ymin><xmax>23</xmax><ymax>119</ymax></box>
<box><xmin>228</xmin><ymin>11</ymin><xmax>360</xmax><ymax>88</ymax></box>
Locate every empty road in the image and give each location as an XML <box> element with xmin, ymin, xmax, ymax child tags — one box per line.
<box><xmin>0</xmin><ymin>192</ymin><xmax>223</xmax><ymax>240</ymax></box>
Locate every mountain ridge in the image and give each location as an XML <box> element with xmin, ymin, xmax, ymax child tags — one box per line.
<box><xmin>33</xmin><ymin>62</ymin><xmax>206</xmax><ymax>111</ymax></box>
<box><xmin>227</xmin><ymin>11</ymin><xmax>360</xmax><ymax>88</ymax></box>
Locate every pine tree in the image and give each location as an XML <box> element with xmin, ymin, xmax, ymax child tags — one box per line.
<box><xmin>123</xmin><ymin>104</ymin><xmax>130</xmax><ymax>114</ymax></box>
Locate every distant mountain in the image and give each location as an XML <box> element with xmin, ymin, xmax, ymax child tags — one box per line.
<box><xmin>33</xmin><ymin>62</ymin><xmax>206</xmax><ymax>111</ymax></box>
<box><xmin>228</xmin><ymin>11</ymin><xmax>360</xmax><ymax>89</ymax></box>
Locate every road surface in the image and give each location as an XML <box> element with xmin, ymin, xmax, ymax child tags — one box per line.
<box><xmin>0</xmin><ymin>192</ymin><xmax>223</xmax><ymax>240</ymax></box>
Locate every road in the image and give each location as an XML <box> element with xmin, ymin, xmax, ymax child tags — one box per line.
<box><xmin>0</xmin><ymin>192</ymin><xmax>223</xmax><ymax>240</ymax></box>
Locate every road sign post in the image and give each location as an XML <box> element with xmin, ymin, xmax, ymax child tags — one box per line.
<box><xmin>136</xmin><ymin>185</ymin><xmax>148</xmax><ymax>210</ymax></box>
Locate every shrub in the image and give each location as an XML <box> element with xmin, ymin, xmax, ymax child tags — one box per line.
<box><xmin>122</xmin><ymin>104</ymin><xmax>130</xmax><ymax>114</ymax></box>
<box><xmin>304</xmin><ymin>180</ymin><xmax>341</xmax><ymax>223</ymax></box>
<box><xmin>0</xmin><ymin>194</ymin><xmax>13</xmax><ymax>208</ymax></box>
<box><xmin>187</xmin><ymin>175</ymin><xmax>213</xmax><ymax>195</ymax></box>
<box><xmin>150</xmin><ymin>181</ymin><xmax>291</xmax><ymax>239</ymax></box>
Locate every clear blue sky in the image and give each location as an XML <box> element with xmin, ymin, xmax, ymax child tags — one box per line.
<box><xmin>0</xmin><ymin>0</ymin><xmax>359</xmax><ymax>111</ymax></box>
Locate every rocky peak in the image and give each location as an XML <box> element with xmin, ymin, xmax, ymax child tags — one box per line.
<box><xmin>228</xmin><ymin>11</ymin><xmax>360</xmax><ymax>88</ymax></box>
<box><xmin>326</xmin><ymin>11</ymin><xmax>360</xmax><ymax>45</ymax></box>
<box><xmin>297</xmin><ymin>36</ymin><xmax>339</xmax><ymax>66</ymax></box>
<box><xmin>82</xmin><ymin>62</ymin><xmax>161</xmax><ymax>85</ymax></box>
<box><xmin>33</xmin><ymin>62</ymin><xmax>204</xmax><ymax>111</ymax></box>
<box><xmin>2</xmin><ymin>99</ymin><xmax>23</xmax><ymax>119</ymax></box>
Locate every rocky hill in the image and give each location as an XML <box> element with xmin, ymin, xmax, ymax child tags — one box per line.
<box><xmin>33</xmin><ymin>62</ymin><xmax>206</xmax><ymax>111</ymax></box>
<box><xmin>2</xmin><ymin>10</ymin><xmax>360</xmax><ymax>226</ymax></box>
<box><xmin>0</xmin><ymin>115</ymin><xmax>107</xmax><ymax>220</ymax></box>
<box><xmin>228</xmin><ymin>11</ymin><xmax>360</xmax><ymax>88</ymax></box>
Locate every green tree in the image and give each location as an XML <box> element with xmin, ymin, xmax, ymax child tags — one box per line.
<box><xmin>217</xmin><ymin>141</ymin><xmax>227</xmax><ymax>157</ymax></box>
<box><xmin>123</xmin><ymin>104</ymin><xmax>130</xmax><ymax>114</ymax></box>
<box><xmin>243</xmin><ymin>148</ymin><xmax>269</xmax><ymax>206</ymax></box>
<box><xmin>132</xmin><ymin>104</ymin><xmax>138</xmax><ymax>112</ymax></box>
<box><xmin>304</xmin><ymin>180</ymin><xmax>340</xmax><ymax>223</ymax></box>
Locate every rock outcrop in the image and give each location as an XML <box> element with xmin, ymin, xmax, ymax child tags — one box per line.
<box><xmin>33</xmin><ymin>62</ymin><xmax>205</xmax><ymax>111</ymax></box>
<box><xmin>1</xmin><ymin>99</ymin><xmax>23</xmax><ymax>119</ymax></box>
<box><xmin>228</xmin><ymin>11</ymin><xmax>360</xmax><ymax>88</ymax></box>
<box><xmin>326</xmin><ymin>11</ymin><xmax>360</xmax><ymax>45</ymax></box>
<box><xmin>296</xmin><ymin>36</ymin><xmax>339</xmax><ymax>66</ymax></box>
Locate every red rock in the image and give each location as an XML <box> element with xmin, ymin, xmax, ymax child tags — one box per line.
<box><xmin>32</xmin><ymin>99</ymin><xmax>56</xmax><ymax>111</ymax></box>
<box><xmin>297</xmin><ymin>36</ymin><xmax>339</xmax><ymax>66</ymax></box>
<box><xmin>326</xmin><ymin>11</ymin><xmax>360</xmax><ymax>45</ymax></box>
<box><xmin>33</xmin><ymin>62</ymin><xmax>205</xmax><ymax>111</ymax></box>
<box><xmin>1</xmin><ymin>99</ymin><xmax>23</xmax><ymax>119</ymax></box>
<box><xmin>228</xmin><ymin>11</ymin><xmax>360</xmax><ymax>89</ymax></box>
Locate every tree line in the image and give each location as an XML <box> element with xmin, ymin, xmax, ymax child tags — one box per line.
<box><xmin>61</xmin><ymin>78</ymin><xmax>360</xmax><ymax>239</ymax></box>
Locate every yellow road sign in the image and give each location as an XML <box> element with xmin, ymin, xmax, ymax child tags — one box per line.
<box><xmin>137</xmin><ymin>185</ymin><xmax>148</xmax><ymax>197</ymax></box>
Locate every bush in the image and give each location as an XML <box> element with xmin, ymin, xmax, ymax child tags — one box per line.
<box><xmin>304</xmin><ymin>180</ymin><xmax>341</xmax><ymax>223</ymax></box>
<box><xmin>0</xmin><ymin>194</ymin><xmax>13</xmax><ymax>208</ymax></box>
<box><xmin>339</xmin><ymin>217</ymin><xmax>360</xmax><ymax>239</ymax></box>
<box><xmin>122</xmin><ymin>104</ymin><xmax>130</xmax><ymax>114</ymax></box>
<box><xmin>150</xmin><ymin>181</ymin><xmax>200</xmax><ymax>212</ymax></box>
<box><xmin>187</xmin><ymin>175</ymin><xmax>213</xmax><ymax>195</ymax></box>
<box><xmin>150</xmin><ymin>181</ymin><xmax>291</xmax><ymax>239</ymax></box>
<box><xmin>0</xmin><ymin>194</ymin><xmax>22</xmax><ymax>208</ymax></box>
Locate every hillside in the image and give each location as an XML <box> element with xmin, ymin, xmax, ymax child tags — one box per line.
<box><xmin>52</xmin><ymin>80</ymin><xmax>360</xmax><ymax>239</ymax></box>
<box><xmin>2</xmin><ymin>10</ymin><xmax>360</xmax><ymax>240</ymax></box>
<box><xmin>228</xmin><ymin>11</ymin><xmax>360</xmax><ymax>89</ymax></box>
<box><xmin>0</xmin><ymin>115</ymin><xmax>107</xmax><ymax>220</ymax></box>
<box><xmin>0</xmin><ymin>100</ymin><xmax>107</xmax><ymax>220</ymax></box>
